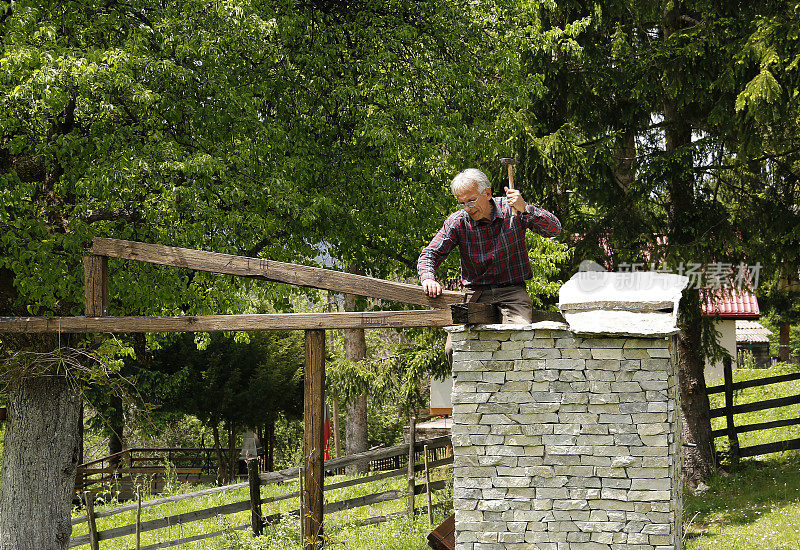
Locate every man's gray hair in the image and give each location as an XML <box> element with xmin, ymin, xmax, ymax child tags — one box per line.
<box><xmin>450</xmin><ymin>168</ymin><xmax>491</xmax><ymax>195</ymax></box>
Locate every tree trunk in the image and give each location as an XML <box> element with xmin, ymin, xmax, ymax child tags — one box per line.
<box><xmin>613</xmin><ymin>129</ymin><xmax>637</xmax><ymax>192</ymax></box>
<box><xmin>663</xmin><ymin>6</ymin><xmax>716</xmax><ymax>487</ymax></box>
<box><xmin>331</xmin><ymin>398</ymin><xmax>341</xmax><ymax>459</ymax></box>
<box><xmin>677</xmin><ymin>290</ymin><xmax>715</xmax><ymax>488</ymax></box>
<box><xmin>212</xmin><ymin>423</ymin><xmax>227</xmax><ymax>485</ymax></box>
<box><xmin>227</xmin><ymin>421</ymin><xmax>237</xmax><ymax>482</ymax></box>
<box><xmin>343</xmin><ymin>289</ymin><xmax>369</xmax><ymax>475</ymax></box>
<box><xmin>107</xmin><ymin>394</ymin><xmax>125</xmax><ymax>469</ymax></box>
<box><xmin>264</xmin><ymin>420</ymin><xmax>275</xmax><ymax>472</ymax></box>
<box><xmin>345</xmin><ymin>396</ymin><xmax>368</xmax><ymax>475</ymax></box>
<box><xmin>0</xmin><ymin>376</ymin><xmax>82</xmax><ymax>550</ymax></box>
<box><xmin>779</xmin><ymin>321</ymin><xmax>791</xmax><ymax>362</ymax></box>
<box><xmin>77</xmin><ymin>400</ymin><xmax>84</xmax><ymax>467</ymax></box>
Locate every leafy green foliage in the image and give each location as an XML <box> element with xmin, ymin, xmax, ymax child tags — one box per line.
<box><xmin>327</xmin><ymin>327</ymin><xmax>446</xmax><ymax>420</ymax></box>
<box><xmin>141</xmin><ymin>331</ymin><xmax>304</xmax><ymax>429</ymax></box>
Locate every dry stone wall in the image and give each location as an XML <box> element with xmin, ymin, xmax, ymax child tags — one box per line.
<box><xmin>449</xmin><ymin>325</ymin><xmax>682</xmax><ymax>550</ymax></box>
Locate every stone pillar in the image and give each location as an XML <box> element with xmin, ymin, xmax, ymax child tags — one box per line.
<box><xmin>449</xmin><ymin>325</ymin><xmax>682</xmax><ymax>550</ymax></box>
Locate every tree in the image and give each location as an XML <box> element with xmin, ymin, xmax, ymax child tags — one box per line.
<box><xmin>500</xmin><ymin>0</ymin><xmax>800</xmax><ymax>486</ymax></box>
<box><xmin>0</xmin><ymin>0</ymin><xmax>526</xmax><ymax>544</ymax></box>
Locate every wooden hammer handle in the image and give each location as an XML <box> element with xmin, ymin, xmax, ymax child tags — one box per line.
<box><xmin>500</xmin><ymin>158</ymin><xmax>518</xmax><ymax>216</ymax></box>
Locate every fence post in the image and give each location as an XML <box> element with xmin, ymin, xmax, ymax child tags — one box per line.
<box><xmin>303</xmin><ymin>329</ymin><xmax>325</xmax><ymax>550</ymax></box>
<box><xmin>299</xmin><ymin>466</ymin><xmax>305</xmax><ymax>546</ymax></box>
<box><xmin>407</xmin><ymin>416</ymin><xmax>416</xmax><ymax>518</ymax></box>
<box><xmin>424</xmin><ymin>443</ymin><xmax>432</xmax><ymax>528</ymax></box>
<box><xmin>83</xmin><ymin>491</ymin><xmax>100</xmax><ymax>550</ymax></box>
<box><xmin>135</xmin><ymin>485</ymin><xmax>142</xmax><ymax>550</ymax></box>
<box><xmin>723</xmin><ymin>355</ymin><xmax>740</xmax><ymax>465</ymax></box>
<box><xmin>247</xmin><ymin>458</ymin><xmax>264</xmax><ymax>535</ymax></box>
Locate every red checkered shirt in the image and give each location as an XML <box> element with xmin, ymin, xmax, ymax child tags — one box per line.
<box><xmin>417</xmin><ymin>197</ymin><xmax>561</xmax><ymax>288</ymax></box>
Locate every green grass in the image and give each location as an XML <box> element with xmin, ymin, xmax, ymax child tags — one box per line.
<box><xmin>71</xmin><ymin>466</ymin><xmax>453</xmax><ymax>550</ymax></box>
<box><xmin>684</xmin><ymin>457</ymin><xmax>800</xmax><ymax>550</ymax></box>
<box><xmin>685</xmin><ymin>362</ymin><xmax>800</xmax><ymax>549</ymax></box>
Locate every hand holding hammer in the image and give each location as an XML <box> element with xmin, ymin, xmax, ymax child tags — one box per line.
<box><xmin>500</xmin><ymin>157</ymin><xmax>526</xmax><ymax>215</ymax></box>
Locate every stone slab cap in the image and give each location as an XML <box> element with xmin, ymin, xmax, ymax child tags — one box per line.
<box><xmin>445</xmin><ymin>320</ymin><xmax>569</xmax><ymax>333</ymax></box>
<box><xmin>558</xmin><ymin>269</ymin><xmax>689</xmax><ymax>337</ymax></box>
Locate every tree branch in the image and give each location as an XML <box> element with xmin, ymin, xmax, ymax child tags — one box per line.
<box><xmin>82</xmin><ymin>208</ymin><xmax>143</xmax><ymax>225</ymax></box>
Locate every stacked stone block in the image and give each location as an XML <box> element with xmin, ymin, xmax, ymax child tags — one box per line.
<box><xmin>449</xmin><ymin>326</ymin><xmax>681</xmax><ymax>550</ymax></box>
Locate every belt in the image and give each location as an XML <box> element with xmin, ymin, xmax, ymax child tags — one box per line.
<box><xmin>467</xmin><ymin>282</ymin><xmax>525</xmax><ymax>291</ymax></box>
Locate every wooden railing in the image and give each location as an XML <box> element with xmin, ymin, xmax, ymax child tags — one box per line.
<box><xmin>75</xmin><ymin>447</ymin><xmax>233</xmax><ymax>494</ymax></box>
<box><xmin>708</xmin><ymin>358</ymin><xmax>800</xmax><ymax>462</ymax></box>
<box><xmin>69</xmin><ymin>435</ymin><xmax>452</xmax><ymax>550</ymax></box>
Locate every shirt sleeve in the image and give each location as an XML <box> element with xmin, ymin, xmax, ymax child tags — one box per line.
<box><xmin>417</xmin><ymin>215</ymin><xmax>460</xmax><ymax>282</ymax></box>
<box><xmin>520</xmin><ymin>204</ymin><xmax>561</xmax><ymax>237</ymax></box>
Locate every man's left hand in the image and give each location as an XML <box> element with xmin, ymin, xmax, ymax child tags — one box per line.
<box><xmin>504</xmin><ymin>187</ymin><xmax>527</xmax><ymax>213</ymax></box>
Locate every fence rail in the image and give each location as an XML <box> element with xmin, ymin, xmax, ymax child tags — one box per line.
<box><xmin>708</xmin><ymin>360</ymin><xmax>800</xmax><ymax>461</ymax></box>
<box><xmin>75</xmin><ymin>447</ymin><xmax>231</xmax><ymax>494</ymax></box>
<box><xmin>69</xmin><ymin>435</ymin><xmax>452</xmax><ymax>549</ymax></box>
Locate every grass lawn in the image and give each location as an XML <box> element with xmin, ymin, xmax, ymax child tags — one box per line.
<box><xmin>685</xmin><ymin>362</ymin><xmax>800</xmax><ymax>550</ymax></box>
<box><xmin>684</xmin><ymin>455</ymin><xmax>800</xmax><ymax>550</ymax></box>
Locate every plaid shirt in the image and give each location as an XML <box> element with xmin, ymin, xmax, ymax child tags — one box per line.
<box><xmin>417</xmin><ymin>197</ymin><xmax>561</xmax><ymax>288</ymax></box>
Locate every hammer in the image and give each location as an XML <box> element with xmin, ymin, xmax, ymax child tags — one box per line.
<box><xmin>500</xmin><ymin>157</ymin><xmax>518</xmax><ymax>216</ymax></box>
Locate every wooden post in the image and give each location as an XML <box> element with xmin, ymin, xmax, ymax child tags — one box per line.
<box><xmin>84</xmin><ymin>255</ymin><xmax>109</xmax><ymax>317</ymax></box>
<box><xmin>135</xmin><ymin>485</ymin><xmax>142</xmax><ymax>550</ymax></box>
<box><xmin>723</xmin><ymin>355</ymin><xmax>740</xmax><ymax>465</ymax></box>
<box><xmin>299</xmin><ymin>466</ymin><xmax>305</xmax><ymax>545</ymax></box>
<box><xmin>303</xmin><ymin>329</ymin><xmax>325</xmax><ymax>550</ymax></box>
<box><xmin>83</xmin><ymin>491</ymin><xmax>100</xmax><ymax>550</ymax></box>
<box><xmin>424</xmin><ymin>443</ymin><xmax>433</xmax><ymax>528</ymax></box>
<box><xmin>407</xmin><ymin>416</ymin><xmax>416</xmax><ymax>518</ymax></box>
<box><xmin>247</xmin><ymin>458</ymin><xmax>264</xmax><ymax>535</ymax></box>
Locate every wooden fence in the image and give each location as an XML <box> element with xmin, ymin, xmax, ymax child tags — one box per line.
<box><xmin>708</xmin><ymin>358</ymin><xmax>800</xmax><ymax>462</ymax></box>
<box><xmin>75</xmin><ymin>447</ymin><xmax>235</xmax><ymax>494</ymax></box>
<box><xmin>69</xmin><ymin>435</ymin><xmax>452</xmax><ymax>549</ymax></box>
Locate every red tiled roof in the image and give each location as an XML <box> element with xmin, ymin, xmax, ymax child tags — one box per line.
<box><xmin>701</xmin><ymin>289</ymin><xmax>760</xmax><ymax>319</ymax></box>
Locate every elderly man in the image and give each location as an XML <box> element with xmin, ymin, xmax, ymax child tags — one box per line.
<box><xmin>418</xmin><ymin>168</ymin><xmax>561</xmax><ymax>359</ymax></box>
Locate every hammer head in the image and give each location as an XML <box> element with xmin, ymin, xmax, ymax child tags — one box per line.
<box><xmin>500</xmin><ymin>158</ymin><xmax>517</xmax><ymax>165</ymax></box>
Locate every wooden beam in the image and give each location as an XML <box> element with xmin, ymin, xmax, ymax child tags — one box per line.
<box><xmin>0</xmin><ymin>310</ymin><xmax>454</xmax><ymax>333</ymax></box>
<box><xmin>90</xmin><ymin>238</ymin><xmax>465</xmax><ymax>308</ymax></box>
<box><xmin>303</xmin><ymin>330</ymin><xmax>325</xmax><ymax>550</ymax></box>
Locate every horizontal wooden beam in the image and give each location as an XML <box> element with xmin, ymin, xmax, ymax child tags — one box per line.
<box><xmin>709</xmin><ymin>392</ymin><xmax>800</xmax><ymax>418</ymax></box>
<box><xmin>738</xmin><ymin>436</ymin><xmax>800</xmax><ymax>458</ymax></box>
<box><xmin>711</xmin><ymin>416</ymin><xmax>800</xmax><ymax>439</ymax></box>
<box><xmin>706</xmin><ymin>371</ymin><xmax>800</xmax><ymax>395</ymax></box>
<box><xmin>0</xmin><ymin>310</ymin><xmax>455</xmax><ymax>333</ymax></box>
<box><xmin>89</xmin><ymin>238</ymin><xmax>465</xmax><ymax>308</ymax></box>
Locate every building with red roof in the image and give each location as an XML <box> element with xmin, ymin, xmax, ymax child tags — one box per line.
<box><xmin>701</xmin><ymin>288</ymin><xmax>762</xmax><ymax>382</ymax></box>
